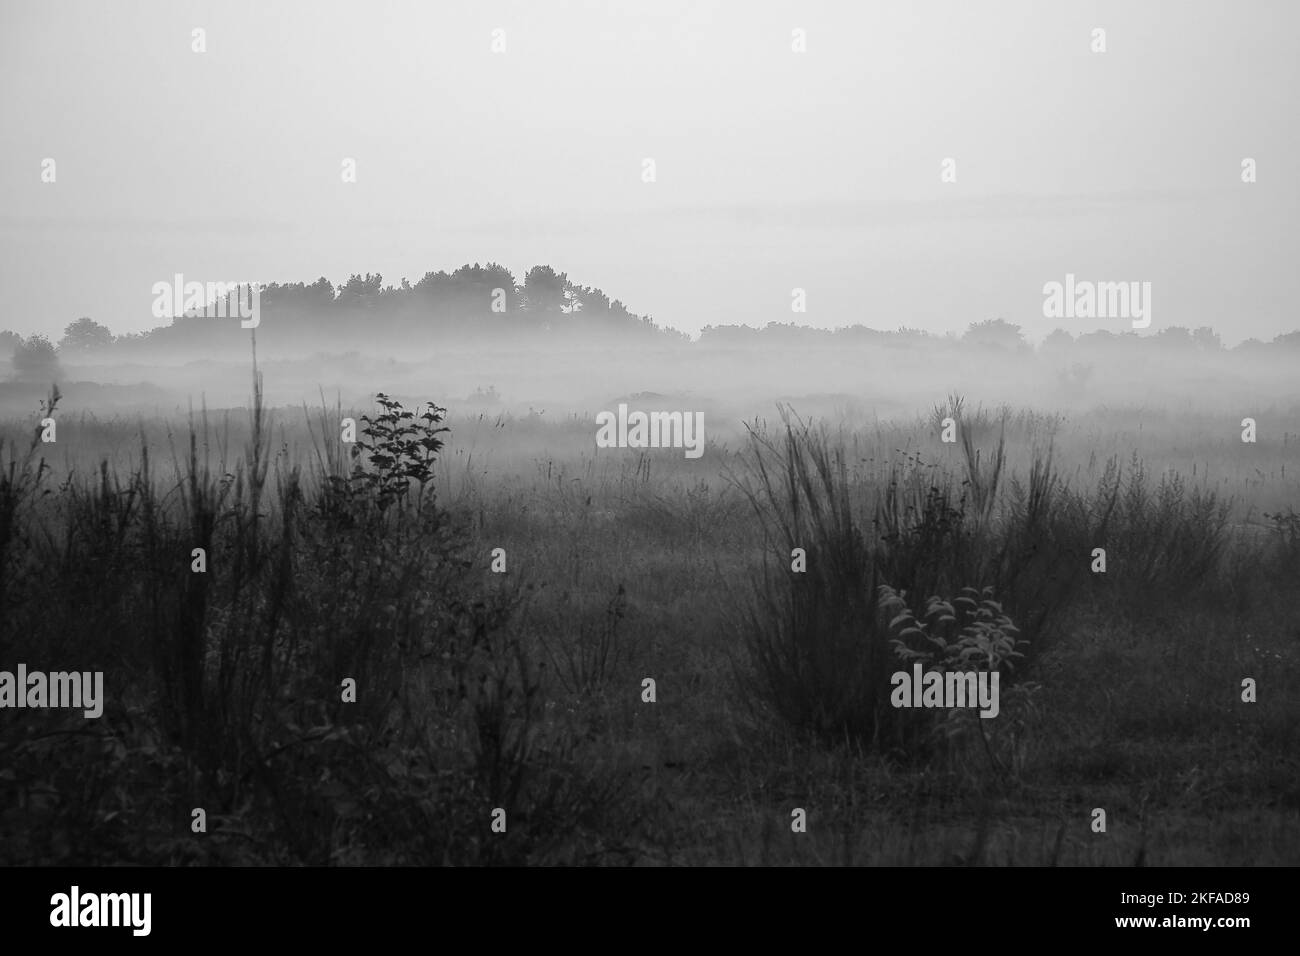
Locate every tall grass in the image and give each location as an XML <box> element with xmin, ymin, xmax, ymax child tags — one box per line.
<box><xmin>2</xmin><ymin>385</ymin><xmax>1293</xmax><ymax>864</ymax></box>
<box><xmin>0</xmin><ymin>370</ymin><xmax>635</xmax><ymax>865</ymax></box>
<box><xmin>731</xmin><ymin>408</ymin><xmax>896</xmax><ymax>747</ymax></box>
<box><xmin>732</xmin><ymin>398</ymin><xmax>1240</xmax><ymax>753</ymax></box>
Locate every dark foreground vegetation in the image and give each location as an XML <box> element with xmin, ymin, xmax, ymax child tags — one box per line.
<box><xmin>2</xmin><ymin>379</ymin><xmax>1298</xmax><ymax>865</ymax></box>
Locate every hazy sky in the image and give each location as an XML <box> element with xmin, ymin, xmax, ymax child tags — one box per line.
<box><xmin>2</xmin><ymin>0</ymin><xmax>1296</xmax><ymax>344</ymax></box>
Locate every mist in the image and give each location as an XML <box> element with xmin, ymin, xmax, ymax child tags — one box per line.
<box><xmin>2</xmin><ymin>0</ymin><xmax>1298</xmax><ymax>908</ymax></box>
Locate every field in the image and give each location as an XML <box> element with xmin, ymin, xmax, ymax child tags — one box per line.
<box><xmin>2</xmin><ymin>369</ymin><xmax>1299</xmax><ymax>866</ymax></box>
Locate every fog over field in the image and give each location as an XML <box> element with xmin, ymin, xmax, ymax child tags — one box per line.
<box><xmin>1</xmin><ymin>0</ymin><xmax>1298</xmax><ymax>923</ymax></box>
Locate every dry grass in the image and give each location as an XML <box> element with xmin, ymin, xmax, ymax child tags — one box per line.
<box><xmin>2</xmin><ymin>385</ymin><xmax>1298</xmax><ymax>864</ymax></box>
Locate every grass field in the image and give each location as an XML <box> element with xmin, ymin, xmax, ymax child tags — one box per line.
<box><xmin>2</xmin><ymin>373</ymin><xmax>1298</xmax><ymax>865</ymax></box>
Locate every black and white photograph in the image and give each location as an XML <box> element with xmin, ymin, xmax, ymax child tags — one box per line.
<box><xmin>0</xmin><ymin>0</ymin><xmax>1295</xmax><ymax>934</ymax></box>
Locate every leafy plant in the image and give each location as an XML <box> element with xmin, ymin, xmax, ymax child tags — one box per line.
<box><xmin>352</xmin><ymin>393</ymin><xmax>448</xmax><ymax>513</ymax></box>
<box><xmin>319</xmin><ymin>393</ymin><xmax>449</xmax><ymax>523</ymax></box>
<box><xmin>881</xmin><ymin>585</ymin><xmax>1026</xmax><ymax>677</ymax></box>
<box><xmin>879</xmin><ymin>584</ymin><xmax>1034</xmax><ymax>775</ymax></box>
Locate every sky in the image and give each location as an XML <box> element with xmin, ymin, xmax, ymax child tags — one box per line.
<box><xmin>1</xmin><ymin>0</ymin><xmax>1296</xmax><ymax>344</ymax></box>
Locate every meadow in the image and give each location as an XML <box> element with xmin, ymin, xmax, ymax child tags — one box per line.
<box><xmin>1</xmin><ymin>373</ymin><xmax>1298</xmax><ymax>865</ymax></box>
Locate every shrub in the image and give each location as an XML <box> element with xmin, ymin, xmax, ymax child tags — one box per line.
<box><xmin>881</xmin><ymin>584</ymin><xmax>1034</xmax><ymax>765</ymax></box>
<box><xmin>0</xmin><ymin>378</ymin><xmax>633</xmax><ymax>865</ymax></box>
<box><xmin>730</xmin><ymin>398</ymin><xmax>1201</xmax><ymax>754</ymax></box>
<box><xmin>883</xmin><ymin>586</ymin><xmax>1026</xmax><ymax>679</ymax></box>
<box><xmin>11</xmin><ymin>334</ymin><xmax>60</xmax><ymax>380</ymax></box>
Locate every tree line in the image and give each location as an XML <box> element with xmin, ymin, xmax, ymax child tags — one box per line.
<box><xmin>5</xmin><ymin>267</ymin><xmax>1300</xmax><ymax>375</ymax></box>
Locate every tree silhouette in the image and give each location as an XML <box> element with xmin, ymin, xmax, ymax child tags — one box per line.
<box><xmin>58</xmin><ymin>316</ymin><xmax>114</xmax><ymax>353</ymax></box>
<box><xmin>1192</xmin><ymin>326</ymin><xmax>1222</xmax><ymax>351</ymax></box>
<box><xmin>12</xmin><ymin>334</ymin><xmax>60</xmax><ymax>379</ymax></box>
<box><xmin>1154</xmin><ymin>326</ymin><xmax>1195</xmax><ymax>350</ymax></box>
<box><xmin>1041</xmin><ymin>328</ymin><xmax>1073</xmax><ymax>352</ymax></box>
<box><xmin>963</xmin><ymin>318</ymin><xmax>1025</xmax><ymax>350</ymax></box>
<box><xmin>523</xmin><ymin>265</ymin><xmax>568</xmax><ymax>315</ymax></box>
